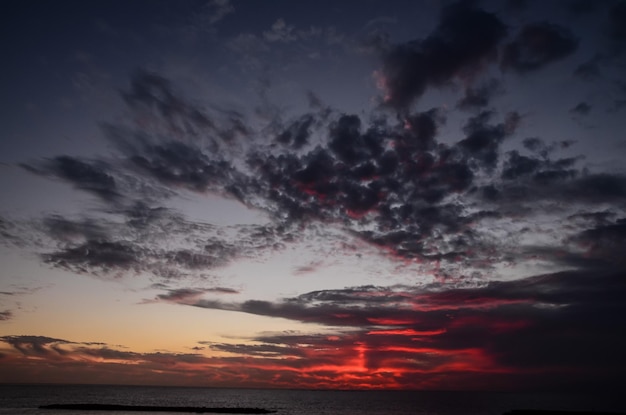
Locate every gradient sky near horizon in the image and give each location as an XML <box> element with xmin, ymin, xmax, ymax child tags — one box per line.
<box><xmin>1</xmin><ymin>0</ymin><xmax>626</xmax><ymax>391</ymax></box>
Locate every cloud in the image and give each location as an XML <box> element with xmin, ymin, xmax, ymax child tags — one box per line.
<box><xmin>570</xmin><ymin>102</ymin><xmax>591</xmax><ymax>116</ymax></box>
<box><xmin>43</xmin><ymin>240</ymin><xmax>140</xmax><ymax>277</ymax></box>
<box><xmin>0</xmin><ymin>335</ymin><xmax>72</xmax><ymax>357</ymax></box>
<box><xmin>37</xmin><ymin>212</ymin><xmax>293</xmax><ymax>280</ymax></box>
<box><xmin>203</xmin><ymin>0</ymin><xmax>235</xmax><ymax>26</ymax></box>
<box><xmin>264</xmin><ymin>19</ymin><xmax>297</xmax><ymax>43</ymax></box>
<box><xmin>148</xmin><ymin>267</ymin><xmax>626</xmax><ymax>390</ymax></box>
<box><xmin>149</xmin><ymin>287</ymin><xmax>239</xmax><ymax>304</ymax></box>
<box><xmin>15</xmin><ymin>63</ymin><xmax>620</xmax><ymax>286</ymax></box>
<box><xmin>12</xmin><ymin>57</ymin><xmax>623</xmax><ymax>290</ymax></box>
<box><xmin>0</xmin><ymin>335</ymin><xmax>220</xmax><ymax>386</ymax></box>
<box><xmin>42</xmin><ymin>215</ymin><xmax>108</xmax><ymax>243</ymax></box>
<box><xmin>127</xmin><ymin>140</ymin><xmax>235</xmax><ymax>192</ymax></box>
<box><xmin>501</xmin><ymin>22</ymin><xmax>578</xmax><ymax>73</ymax></box>
<box><xmin>379</xmin><ymin>1</ymin><xmax>507</xmax><ymax>112</ymax></box>
<box><xmin>565</xmin><ymin>0</ymin><xmax>603</xmax><ymax>15</ymax></box>
<box><xmin>0</xmin><ymin>286</ymin><xmax>46</xmax><ymax>322</ymax></box>
<box><xmin>457</xmin><ymin>110</ymin><xmax>520</xmax><ymax>170</ymax></box>
<box><xmin>120</xmin><ymin>70</ymin><xmax>215</xmax><ymax>138</ymax></box>
<box><xmin>500</xmin><ymin>150</ymin><xmax>579</xmax><ymax>183</ymax></box>
<box><xmin>608</xmin><ymin>1</ymin><xmax>626</xmax><ymax>45</ymax></box>
<box><xmin>506</xmin><ymin>0</ymin><xmax>529</xmax><ymax>11</ymax></box>
<box><xmin>0</xmin><ymin>216</ymin><xmax>20</xmax><ymax>245</ymax></box>
<box><xmin>4</xmin><ymin>1</ymin><xmax>626</xmax><ymax>392</ymax></box>
<box><xmin>574</xmin><ymin>55</ymin><xmax>602</xmax><ymax>80</ymax></box>
<box><xmin>21</xmin><ymin>156</ymin><xmax>119</xmax><ymax>202</ymax></box>
<box><xmin>457</xmin><ymin>78</ymin><xmax>503</xmax><ymax>111</ymax></box>
<box><xmin>275</xmin><ymin>114</ymin><xmax>317</xmax><ymax>149</ymax></box>
<box><xmin>571</xmin><ymin>219</ymin><xmax>626</xmax><ymax>264</ymax></box>
<box><xmin>3</xmin><ymin>205</ymin><xmax>626</xmax><ymax>390</ymax></box>
<box><xmin>181</xmin><ymin>0</ymin><xmax>235</xmax><ymax>41</ymax></box>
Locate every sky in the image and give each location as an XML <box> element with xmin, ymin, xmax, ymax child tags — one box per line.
<box><xmin>1</xmin><ymin>0</ymin><xmax>626</xmax><ymax>392</ymax></box>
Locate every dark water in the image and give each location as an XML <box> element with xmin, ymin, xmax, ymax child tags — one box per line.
<box><xmin>0</xmin><ymin>384</ymin><xmax>624</xmax><ymax>415</ymax></box>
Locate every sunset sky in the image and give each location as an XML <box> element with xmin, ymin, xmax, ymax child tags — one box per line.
<box><xmin>1</xmin><ymin>0</ymin><xmax>626</xmax><ymax>391</ymax></box>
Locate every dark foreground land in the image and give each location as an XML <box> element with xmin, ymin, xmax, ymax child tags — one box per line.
<box><xmin>39</xmin><ymin>403</ymin><xmax>276</xmax><ymax>413</ymax></box>
<box><xmin>504</xmin><ymin>411</ymin><xmax>626</xmax><ymax>415</ymax></box>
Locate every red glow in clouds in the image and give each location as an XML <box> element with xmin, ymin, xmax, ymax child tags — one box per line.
<box><xmin>0</xmin><ymin>327</ymin><xmax>523</xmax><ymax>390</ymax></box>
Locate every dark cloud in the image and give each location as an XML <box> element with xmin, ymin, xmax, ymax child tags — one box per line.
<box><xmin>14</xmin><ymin>62</ymin><xmax>624</xmax><ymax>283</ymax></box>
<box><xmin>501</xmin><ymin>151</ymin><xmax>542</xmax><ymax>180</ymax></box>
<box><xmin>568</xmin><ymin>210</ymin><xmax>615</xmax><ymax>226</ymax></box>
<box><xmin>122</xmin><ymin>70</ymin><xmax>214</xmax><ymax>137</ymax></box>
<box><xmin>3</xmin><ymin>0</ymin><xmax>626</xmax><ymax>392</ymax></box>
<box><xmin>207</xmin><ymin>287</ymin><xmax>239</xmax><ymax>294</ymax></box>
<box><xmin>402</xmin><ymin>108</ymin><xmax>445</xmax><ymax>149</ymax></box>
<box><xmin>128</xmin><ymin>141</ymin><xmax>235</xmax><ymax>192</ymax></box>
<box><xmin>204</xmin><ymin>340</ymin><xmax>301</xmax><ymax>358</ymax></box>
<box><xmin>0</xmin><ymin>286</ymin><xmax>44</xmax><ymax>322</ymax></box>
<box><xmin>122</xmin><ymin>202</ymin><xmax>174</xmax><ymax>230</ymax></box>
<box><xmin>574</xmin><ymin>55</ymin><xmax>602</xmax><ymax>80</ymax></box>
<box><xmin>565</xmin><ymin>0</ymin><xmax>603</xmax><ymax>15</ymax></box>
<box><xmin>611</xmin><ymin>99</ymin><xmax>626</xmax><ymax>112</ymax></box>
<box><xmin>480</xmin><ymin>136</ymin><xmax>602</xmax><ymax>207</ymax></box>
<box><xmin>3</xmin><ymin>269</ymin><xmax>625</xmax><ymax>390</ymax></box>
<box><xmin>76</xmin><ymin>346</ymin><xmax>139</xmax><ymax>361</ymax></box>
<box><xmin>10</xmin><ymin>63</ymin><xmax>539</xmax><ymax>273</ymax></box>
<box><xmin>0</xmin><ymin>216</ymin><xmax>19</xmax><ymax>244</ymax></box>
<box><xmin>501</xmin><ymin>150</ymin><xmax>579</xmax><ymax>183</ymax></box>
<box><xmin>494</xmin><ymin>168</ymin><xmax>626</xmax><ymax>207</ymax></box>
<box><xmin>103</xmin><ymin>122</ymin><xmax>250</xmax><ymax>204</ymax></box>
<box><xmin>608</xmin><ymin>1</ymin><xmax>626</xmax><ymax>45</ymax></box>
<box><xmin>328</xmin><ymin>115</ymin><xmax>369</xmax><ymax>164</ymax></box>
<box><xmin>152</xmin><ymin>287</ymin><xmax>239</xmax><ymax>304</ymax></box>
<box><xmin>42</xmin><ymin>215</ymin><xmax>107</xmax><ymax>243</ymax></box>
<box><xmin>171</xmin><ymin>267</ymin><xmax>626</xmax><ymax>390</ymax></box>
<box><xmin>276</xmin><ymin>114</ymin><xmax>316</xmax><ymax>149</ymax></box>
<box><xmin>247</xmin><ymin>102</ymin><xmax>523</xmax><ymax>262</ymax></box>
<box><xmin>21</xmin><ymin>156</ymin><xmax>119</xmax><ymax>202</ymax></box>
<box><xmin>457</xmin><ymin>78</ymin><xmax>503</xmax><ymax>111</ymax></box>
<box><xmin>191</xmin><ymin>274</ymin><xmax>525</xmax><ymax>327</ymax></box>
<box><xmin>521</xmin><ymin>137</ymin><xmax>576</xmax><ymax>158</ymax></box>
<box><xmin>457</xmin><ymin>110</ymin><xmax>520</xmax><ymax>170</ymax></box>
<box><xmin>0</xmin><ymin>335</ymin><xmax>216</xmax><ymax>385</ymax></box>
<box><xmin>43</xmin><ymin>240</ymin><xmax>140</xmax><ymax>276</ymax></box>
<box><xmin>380</xmin><ymin>1</ymin><xmax>507</xmax><ymax>112</ymax></box>
<box><xmin>0</xmin><ymin>335</ymin><xmax>71</xmax><ymax>357</ymax></box>
<box><xmin>36</xmin><ymin>208</ymin><xmax>295</xmax><ymax>280</ymax></box>
<box><xmin>522</xmin><ymin>136</ymin><xmax>545</xmax><ymax>153</ymax></box>
<box><xmin>506</xmin><ymin>0</ymin><xmax>529</xmax><ymax>11</ymax></box>
<box><xmin>166</xmin><ymin>249</ymin><xmax>230</xmax><ymax>270</ymax></box>
<box><xmin>501</xmin><ymin>22</ymin><xmax>578</xmax><ymax>73</ymax></box>
<box><xmin>570</xmin><ymin>101</ymin><xmax>591</xmax><ymax>116</ymax></box>
<box><xmin>570</xmin><ymin>173</ymin><xmax>626</xmax><ymax>202</ymax></box>
<box><xmin>153</xmin><ymin>287</ymin><xmax>204</xmax><ymax>304</ymax></box>
<box><xmin>571</xmin><ymin>219</ymin><xmax>626</xmax><ymax>263</ymax></box>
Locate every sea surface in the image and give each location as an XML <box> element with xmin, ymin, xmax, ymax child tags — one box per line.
<box><xmin>0</xmin><ymin>384</ymin><xmax>624</xmax><ymax>415</ymax></box>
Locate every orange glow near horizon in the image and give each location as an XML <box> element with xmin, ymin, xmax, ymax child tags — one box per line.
<box><xmin>367</xmin><ymin>328</ymin><xmax>446</xmax><ymax>336</ymax></box>
<box><xmin>0</xmin><ymin>330</ymin><xmax>521</xmax><ymax>390</ymax></box>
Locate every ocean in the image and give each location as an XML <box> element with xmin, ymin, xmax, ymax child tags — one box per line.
<box><xmin>0</xmin><ymin>385</ymin><xmax>624</xmax><ymax>415</ymax></box>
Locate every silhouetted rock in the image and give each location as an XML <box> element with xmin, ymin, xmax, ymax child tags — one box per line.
<box><xmin>504</xmin><ymin>411</ymin><xmax>626</xmax><ymax>415</ymax></box>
